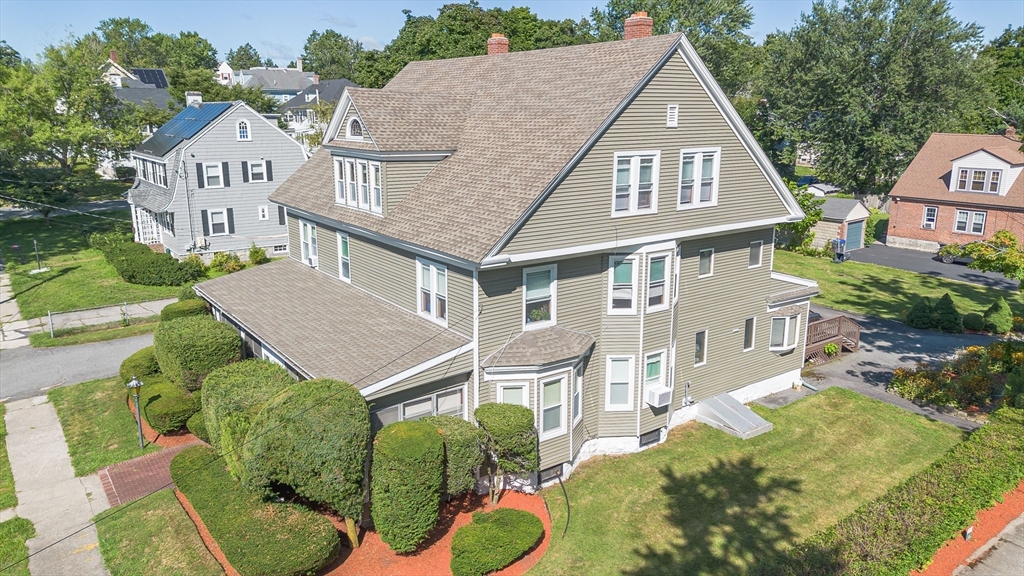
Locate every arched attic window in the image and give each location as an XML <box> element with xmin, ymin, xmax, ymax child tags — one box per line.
<box><xmin>237</xmin><ymin>120</ymin><xmax>251</xmax><ymax>141</ymax></box>
<box><xmin>347</xmin><ymin>117</ymin><xmax>363</xmax><ymax>139</ymax></box>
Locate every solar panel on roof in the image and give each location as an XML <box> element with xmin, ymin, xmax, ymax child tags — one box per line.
<box><xmin>134</xmin><ymin>102</ymin><xmax>232</xmax><ymax>157</ymax></box>
<box><xmin>129</xmin><ymin>68</ymin><xmax>169</xmax><ymax>89</ymax></box>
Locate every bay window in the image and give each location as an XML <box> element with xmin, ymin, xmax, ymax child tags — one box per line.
<box><xmin>541</xmin><ymin>377</ymin><xmax>565</xmax><ymax>438</ymax></box>
<box><xmin>334</xmin><ymin>156</ymin><xmax>382</xmax><ymax>214</ymax></box>
<box><xmin>769</xmin><ymin>315</ymin><xmax>799</xmax><ymax>351</ymax></box>
<box><xmin>609</xmin><ymin>256</ymin><xmax>637</xmax><ymax>314</ymax></box>
<box><xmin>606</xmin><ymin>356</ymin><xmax>634</xmax><ymax>411</ymax></box>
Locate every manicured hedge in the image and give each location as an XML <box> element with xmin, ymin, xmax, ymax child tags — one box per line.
<box><xmin>422</xmin><ymin>414</ymin><xmax>485</xmax><ymax>497</ymax></box>
<box><xmin>474</xmin><ymin>403</ymin><xmax>539</xmax><ymax>476</ymax></box>
<box><xmin>201</xmin><ymin>360</ymin><xmax>293</xmax><ymax>478</ymax></box>
<box><xmin>178</xmin><ymin>284</ymin><xmax>201</xmax><ymax>301</ymax></box>
<box><xmin>154</xmin><ymin>316</ymin><xmax>240</xmax><ymax>391</ymax></box>
<box><xmin>933</xmin><ymin>293</ymin><xmax>962</xmax><ymax>333</ymax></box>
<box><xmin>159</xmin><ymin>299</ymin><xmax>208</xmax><ymax>322</ymax></box>
<box><xmin>752</xmin><ymin>407</ymin><xmax>1024</xmax><ymax>575</ymax></box>
<box><xmin>186</xmin><ymin>410</ymin><xmax>209</xmax><ymax>443</ymax></box>
<box><xmin>964</xmin><ymin>312</ymin><xmax>985</xmax><ymax>331</ymax></box>
<box><xmin>119</xmin><ymin>346</ymin><xmax>160</xmax><ymax>385</ymax></box>
<box><xmin>102</xmin><ymin>242</ymin><xmax>205</xmax><ymax>286</ymax></box>
<box><xmin>904</xmin><ymin>297</ymin><xmax>934</xmax><ymax>330</ymax></box>
<box><xmin>242</xmin><ymin>379</ymin><xmax>370</xmax><ymax>521</ymax></box>
<box><xmin>984</xmin><ymin>297</ymin><xmax>1014</xmax><ymax>334</ymax></box>
<box><xmin>371</xmin><ymin>420</ymin><xmax>444</xmax><ymax>553</ymax></box>
<box><xmin>450</xmin><ymin>508</ymin><xmax>543</xmax><ymax>576</ymax></box>
<box><xmin>170</xmin><ymin>446</ymin><xmax>340</xmax><ymax>576</ymax></box>
<box><xmin>138</xmin><ymin>375</ymin><xmax>200</xmax><ymax>434</ymax></box>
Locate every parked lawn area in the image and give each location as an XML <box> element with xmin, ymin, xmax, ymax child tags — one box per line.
<box><xmin>94</xmin><ymin>489</ymin><xmax>223</xmax><ymax>576</ymax></box>
<box><xmin>531</xmin><ymin>388</ymin><xmax>963</xmax><ymax>576</ymax></box>
<box><xmin>773</xmin><ymin>250</ymin><xmax>1024</xmax><ymax>320</ymax></box>
<box><xmin>0</xmin><ymin>518</ymin><xmax>34</xmax><ymax>576</ymax></box>
<box><xmin>49</xmin><ymin>377</ymin><xmax>159</xmax><ymax>476</ymax></box>
<box><xmin>0</xmin><ymin>405</ymin><xmax>15</xmax><ymax>510</ymax></box>
<box><xmin>29</xmin><ymin>316</ymin><xmax>159</xmax><ymax>348</ymax></box>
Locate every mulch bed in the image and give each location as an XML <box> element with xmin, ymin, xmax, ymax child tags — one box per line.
<box><xmin>912</xmin><ymin>480</ymin><xmax>1024</xmax><ymax>576</ymax></box>
<box><xmin>174</xmin><ymin>489</ymin><xmax>240</xmax><ymax>576</ymax></box>
<box><xmin>126</xmin><ymin>395</ymin><xmax>199</xmax><ymax>447</ymax></box>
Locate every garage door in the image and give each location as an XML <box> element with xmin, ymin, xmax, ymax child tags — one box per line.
<box><xmin>846</xmin><ymin>219</ymin><xmax>864</xmax><ymax>250</ymax></box>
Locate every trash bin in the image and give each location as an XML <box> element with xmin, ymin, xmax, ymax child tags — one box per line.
<box><xmin>831</xmin><ymin>238</ymin><xmax>847</xmax><ymax>263</ymax></box>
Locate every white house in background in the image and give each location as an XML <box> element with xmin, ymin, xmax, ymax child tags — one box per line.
<box><xmin>279</xmin><ymin>79</ymin><xmax>357</xmax><ymax>150</ymax></box>
<box><xmin>215</xmin><ymin>62</ymin><xmax>234</xmax><ymax>85</ymax></box>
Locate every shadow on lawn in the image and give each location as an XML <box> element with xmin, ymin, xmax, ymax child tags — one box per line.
<box><xmin>626</xmin><ymin>456</ymin><xmax>803</xmax><ymax>576</ymax></box>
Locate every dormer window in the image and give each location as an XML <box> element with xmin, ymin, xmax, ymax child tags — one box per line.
<box><xmin>347</xmin><ymin>118</ymin><xmax>363</xmax><ymax>139</ymax></box>
<box><xmin>237</xmin><ymin>120</ymin><xmax>251</xmax><ymax>141</ymax></box>
<box><xmin>955</xmin><ymin>168</ymin><xmax>1000</xmax><ymax>193</ymax></box>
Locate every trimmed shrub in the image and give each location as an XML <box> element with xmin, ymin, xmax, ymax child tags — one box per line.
<box><xmin>248</xmin><ymin>243</ymin><xmax>269</xmax><ymax>265</ymax></box>
<box><xmin>181</xmin><ymin>254</ymin><xmax>207</xmax><ymax>275</ymax></box>
<box><xmin>210</xmin><ymin>252</ymin><xmax>243</xmax><ymax>273</ymax></box>
<box><xmin>963</xmin><ymin>312</ymin><xmax>985</xmax><ymax>332</ymax></box>
<box><xmin>103</xmin><ymin>242</ymin><xmax>204</xmax><ymax>286</ymax></box>
<box><xmin>242</xmin><ymin>379</ymin><xmax>370</xmax><ymax>525</ymax></box>
<box><xmin>752</xmin><ymin>407</ymin><xmax>1024</xmax><ymax>575</ymax></box>
<box><xmin>119</xmin><ymin>346</ymin><xmax>160</xmax><ymax>385</ymax></box>
<box><xmin>171</xmin><ymin>446</ymin><xmax>340</xmax><ymax>576</ymax></box>
<box><xmin>138</xmin><ymin>375</ymin><xmax>200</xmax><ymax>434</ymax></box>
<box><xmin>186</xmin><ymin>409</ymin><xmax>209</xmax><ymax>443</ymax></box>
<box><xmin>475</xmin><ymin>404</ymin><xmax>539</xmax><ymax>502</ymax></box>
<box><xmin>154</xmin><ymin>315</ymin><xmax>240</xmax><ymax>391</ymax></box>
<box><xmin>371</xmin><ymin>421</ymin><xmax>444</xmax><ymax>554</ymax></box>
<box><xmin>984</xmin><ymin>297</ymin><xmax>1014</xmax><ymax>334</ymax></box>
<box><xmin>422</xmin><ymin>414</ymin><xmax>486</xmax><ymax>497</ymax></box>
<box><xmin>201</xmin><ymin>360</ymin><xmax>293</xmax><ymax>477</ymax></box>
<box><xmin>450</xmin><ymin>508</ymin><xmax>544</xmax><ymax>576</ymax></box>
<box><xmin>159</xmin><ymin>299</ymin><xmax>208</xmax><ymax>322</ymax></box>
<box><xmin>904</xmin><ymin>297</ymin><xmax>935</xmax><ymax>330</ymax></box>
<box><xmin>177</xmin><ymin>284</ymin><xmax>201</xmax><ymax>301</ymax></box>
<box><xmin>932</xmin><ymin>293</ymin><xmax>962</xmax><ymax>333</ymax></box>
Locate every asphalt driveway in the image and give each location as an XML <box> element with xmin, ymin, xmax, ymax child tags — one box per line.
<box><xmin>849</xmin><ymin>243</ymin><xmax>1018</xmax><ymax>291</ymax></box>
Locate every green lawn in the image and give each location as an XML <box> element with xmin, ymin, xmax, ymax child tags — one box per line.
<box><xmin>531</xmin><ymin>388</ymin><xmax>963</xmax><ymax>576</ymax></box>
<box><xmin>49</xmin><ymin>378</ymin><xmax>160</xmax><ymax>476</ymax></box>
<box><xmin>865</xmin><ymin>210</ymin><xmax>889</xmax><ymax>245</ymax></box>
<box><xmin>80</xmin><ymin>180</ymin><xmax>131</xmax><ymax>202</ymax></box>
<box><xmin>0</xmin><ymin>518</ymin><xmax>34</xmax><ymax>576</ymax></box>
<box><xmin>794</xmin><ymin>165</ymin><xmax>816</xmax><ymax>178</ymax></box>
<box><xmin>0</xmin><ymin>405</ymin><xmax>15</xmax><ymax>509</ymax></box>
<box><xmin>94</xmin><ymin>489</ymin><xmax>223</xmax><ymax>576</ymax></box>
<box><xmin>773</xmin><ymin>250</ymin><xmax>1024</xmax><ymax>320</ymax></box>
<box><xmin>0</xmin><ymin>212</ymin><xmax>180</xmax><ymax>319</ymax></box>
<box><xmin>29</xmin><ymin>316</ymin><xmax>159</xmax><ymax>348</ymax></box>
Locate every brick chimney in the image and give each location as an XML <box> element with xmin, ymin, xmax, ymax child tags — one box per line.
<box><xmin>185</xmin><ymin>91</ymin><xmax>203</xmax><ymax>107</ymax></box>
<box><xmin>624</xmin><ymin>12</ymin><xmax>654</xmax><ymax>40</ymax></box>
<box><xmin>1006</xmin><ymin>125</ymin><xmax>1018</xmax><ymax>140</ymax></box>
<box><xmin>487</xmin><ymin>33</ymin><xmax>509</xmax><ymax>55</ymax></box>
<box><xmin>109</xmin><ymin>49</ymin><xmax>118</xmax><ymax>63</ymax></box>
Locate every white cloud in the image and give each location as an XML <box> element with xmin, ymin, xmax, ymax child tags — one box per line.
<box><xmin>321</xmin><ymin>15</ymin><xmax>356</xmax><ymax>28</ymax></box>
<box><xmin>358</xmin><ymin>36</ymin><xmax>384</xmax><ymax>50</ymax></box>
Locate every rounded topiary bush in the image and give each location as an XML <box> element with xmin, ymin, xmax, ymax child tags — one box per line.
<box><xmin>422</xmin><ymin>414</ymin><xmax>485</xmax><ymax>497</ymax></box>
<box><xmin>964</xmin><ymin>313</ymin><xmax>985</xmax><ymax>332</ymax></box>
<box><xmin>154</xmin><ymin>315</ymin><xmax>241</xmax><ymax>391</ymax></box>
<box><xmin>201</xmin><ymin>360</ymin><xmax>293</xmax><ymax>477</ymax></box>
<box><xmin>242</xmin><ymin>379</ymin><xmax>370</xmax><ymax>542</ymax></box>
<box><xmin>933</xmin><ymin>293</ymin><xmax>962</xmax><ymax>333</ymax></box>
<box><xmin>160</xmin><ymin>299</ymin><xmax>208</xmax><ymax>322</ymax></box>
<box><xmin>186</xmin><ymin>410</ymin><xmax>209</xmax><ymax>443</ymax></box>
<box><xmin>905</xmin><ymin>297</ymin><xmax>936</xmax><ymax>330</ymax></box>
<box><xmin>475</xmin><ymin>403</ymin><xmax>539</xmax><ymax>476</ymax></box>
<box><xmin>119</xmin><ymin>346</ymin><xmax>160</xmax><ymax>384</ymax></box>
<box><xmin>371</xmin><ymin>420</ymin><xmax>444</xmax><ymax>554</ymax></box>
<box><xmin>178</xmin><ymin>284</ymin><xmax>200</xmax><ymax>301</ymax></box>
<box><xmin>138</xmin><ymin>375</ymin><xmax>200</xmax><ymax>434</ymax></box>
<box><xmin>450</xmin><ymin>508</ymin><xmax>543</xmax><ymax>576</ymax></box>
<box><xmin>984</xmin><ymin>297</ymin><xmax>1014</xmax><ymax>334</ymax></box>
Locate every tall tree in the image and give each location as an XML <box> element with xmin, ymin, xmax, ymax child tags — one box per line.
<box><xmin>96</xmin><ymin>17</ymin><xmax>153</xmax><ymax>67</ymax></box>
<box><xmin>761</xmin><ymin>0</ymin><xmax>989</xmax><ymax>194</ymax></box>
<box><xmin>0</xmin><ymin>40</ymin><xmax>21</xmax><ymax>66</ymax></box>
<box><xmin>589</xmin><ymin>0</ymin><xmax>757</xmax><ymax>97</ymax></box>
<box><xmin>226</xmin><ymin>43</ymin><xmax>264</xmax><ymax>70</ymax></box>
<box><xmin>168</xmin><ymin>31</ymin><xmax>218</xmax><ymax>70</ymax></box>
<box><xmin>981</xmin><ymin>26</ymin><xmax>1024</xmax><ymax>131</ymax></box>
<box><xmin>301</xmin><ymin>30</ymin><xmax>362</xmax><ymax>80</ymax></box>
<box><xmin>165</xmin><ymin>68</ymin><xmax>279</xmax><ymax>113</ymax></box>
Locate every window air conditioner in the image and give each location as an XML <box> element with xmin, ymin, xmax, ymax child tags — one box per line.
<box><xmin>645</xmin><ymin>385</ymin><xmax>672</xmax><ymax>408</ymax></box>
<box><xmin>308</xmin><ymin>256</ymin><xmax>319</xmax><ymax>268</ymax></box>
<box><xmin>923</xmin><ymin>222</ymin><xmax>935</xmax><ymax>230</ymax></box>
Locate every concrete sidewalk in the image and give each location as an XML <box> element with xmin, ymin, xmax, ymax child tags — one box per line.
<box><xmin>955</xmin><ymin>514</ymin><xmax>1024</xmax><ymax>575</ymax></box>
<box><xmin>4</xmin><ymin>396</ymin><xmax>110</xmax><ymax>575</ymax></box>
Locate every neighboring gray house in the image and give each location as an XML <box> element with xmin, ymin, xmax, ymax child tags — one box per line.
<box><xmin>196</xmin><ymin>15</ymin><xmax>817</xmax><ymax>485</ymax></box>
<box><xmin>233</xmin><ymin>64</ymin><xmax>320</xmax><ymax>103</ymax></box>
<box><xmin>810</xmin><ymin>198</ymin><xmax>871</xmax><ymax>251</ymax></box>
<box><xmin>128</xmin><ymin>99</ymin><xmax>307</xmax><ymax>259</ymax></box>
<box><xmin>280</xmin><ymin>79</ymin><xmax>358</xmax><ymax>149</ymax></box>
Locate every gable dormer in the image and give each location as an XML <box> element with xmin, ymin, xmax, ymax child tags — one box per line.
<box><xmin>950</xmin><ymin>149</ymin><xmax>1022</xmax><ymax>196</ymax></box>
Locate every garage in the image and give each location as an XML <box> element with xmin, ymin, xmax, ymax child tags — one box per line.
<box><xmin>810</xmin><ymin>198</ymin><xmax>872</xmax><ymax>251</ymax></box>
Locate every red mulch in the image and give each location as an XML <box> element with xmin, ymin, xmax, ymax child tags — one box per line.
<box><xmin>912</xmin><ymin>480</ymin><xmax>1024</xmax><ymax>576</ymax></box>
<box><xmin>126</xmin><ymin>395</ymin><xmax>200</xmax><ymax>447</ymax></box>
<box><xmin>174</xmin><ymin>489</ymin><xmax>241</xmax><ymax>576</ymax></box>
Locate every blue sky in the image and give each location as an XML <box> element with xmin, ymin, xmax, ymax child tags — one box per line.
<box><xmin>0</xmin><ymin>0</ymin><xmax>1020</xmax><ymax>64</ymax></box>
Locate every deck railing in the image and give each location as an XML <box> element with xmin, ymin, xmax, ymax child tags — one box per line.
<box><xmin>805</xmin><ymin>315</ymin><xmax>861</xmax><ymax>364</ymax></box>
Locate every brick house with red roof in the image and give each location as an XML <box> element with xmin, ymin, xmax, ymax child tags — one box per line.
<box><xmin>886</xmin><ymin>128</ymin><xmax>1024</xmax><ymax>252</ymax></box>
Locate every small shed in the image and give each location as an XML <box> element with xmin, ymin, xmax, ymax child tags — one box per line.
<box><xmin>810</xmin><ymin>198</ymin><xmax>871</xmax><ymax>250</ymax></box>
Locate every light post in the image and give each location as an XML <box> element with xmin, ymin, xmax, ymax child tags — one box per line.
<box><xmin>126</xmin><ymin>375</ymin><xmax>145</xmax><ymax>449</ymax></box>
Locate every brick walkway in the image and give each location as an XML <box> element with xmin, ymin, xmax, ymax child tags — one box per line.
<box><xmin>99</xmin><ymin>442</ymin><xmax>202</xmax><ymax>506</ymax></box>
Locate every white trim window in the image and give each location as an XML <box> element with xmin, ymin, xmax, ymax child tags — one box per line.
<box><xmin>417</xmin><ymin>259</ymin><xmax>448</xmax><ymax>325</ymax></box>
<box><xmin>647</xmin><ymin>253</ymin><xmax>670</xmax><ymax>312</ymax></box>
<box><xmin>644</xmin><ymin>351</ymin><xmax>665</xmax><ymax>390</ymax></box>
<box><xmin>540</xmin><ymin>376</ymin><xmax>566</xmax><ymax>439</ymax></box>
<box><xmin>249</xmin><ymin>161</ymin><xmax>266</xmax><ymax>182</ymax></box>
<box><xmin>346</xmin><ymin>117</ymin><xmax>364</xmax><ymax>140</ymax></box>
<box><xmin>572</xmin><ymin>364</ymin><xmax>583</xmax><ymax>425</ymax></box>
<box><xmin>956</xmin><ymin>168</ymin><xmax>1001</xmax><ymax>193</ymax></box>
<box><xmin>203</xmin><ymin>163</ymin><xmax>223</xmax><ymax>188</ymax></box>
<box><xmin>608</xmin><ymin>256</ymin><xmax>638</xmax><ymax>314</ymax></box>
<box><xmin>524</xmin><ymin>264</ymin><xmax>556</xmax><ymax>328</ymax></box>
<box><xmin>498</xmin><ymin>382</ymin><xmax>530</xmax><ymax>407</ymax></box>
<box><xmin>300</xmin><ymin>220</ymin><xmax>318</xmax><ymax>267</ymax></box>
<box><xmin>372</xmin><ymin>387</ymin><xmax>466</xmax><ymax>430</ymax></box>
<box><xmin>922</xmin><ymin>206</ymin><xmax>938</xmax><ymax>229</ymax></box>
<box><xmin>337</xmin><ymin>232</ymin><xmax>351</xmax><ymax>282</ymax></box>
<box><xmin>237</xmin><ymin>120</ymin><xmax>251</xmax><ymax>141</ymax></box>
<box><xmin>605</xmin><ymin>356</ymin><xmax>634</xmax><ymax>411</ymax></box>
<box><xmin>954</xmin><ymin>210</ymin><xmax>986</xmax><ymax>235</ymax></box>
<box><xmin>694</xmin><ymin>330</ymin><xmax>708</xmax><ymax>366</ymax></box>
<box><xmin>769</xmin><ymin>315</ymin><xmax>799</xmax><ymax>351</ymax></box>
<box><xmin>261</xmin><ymin>347</ymin><xmax>285</xmax><ymax>367</ymax></box>
<box><xmin>678</xmin><ymin>148</ymin><xmax>720</xmax><ymax>208</ymax></box>
<box><xmin>743</xmin><ymin>317</ymin><xmax>755</xmax><ymax>351</ymax></box>
<box><xmin>257</xmin><ymin>205</ymin><xmax>269</xmax><ymax>221</ymax></box>
<box><xmin>335</xmin><ymin>157</ymin><xmax>382</xmax><ymax>214</ymax></box>
<box><xmin>698</xmin><ymin>248</ymin><xmax>714</xmax><ymax>278</ymax></box>
<box><xmin>209</xmin><ymin>209</ymin><xmax>228</xmax><ymax>235</ymax></box>
<box><xmin>612</xmin><ymin>151</ymin><xmax>660</xmax><ymax>215</ymax></box>
<box><xmin>748</xmin><ymin>241</ymin><xmax>763</xmax><ymax>268</ymax></box>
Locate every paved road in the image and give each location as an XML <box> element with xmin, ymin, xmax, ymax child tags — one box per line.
<box><xmin>850</xmin><ymin>243</ymin><xmax>1019</xmax><ymax>291</ymax></box>
<box><xmin>0</xmin><ymin>334</ymin><xmax>152</xmax><ymax>401</ymax></box>
<box><xmin>0</xmin><ymin>199</ymin><xmax>129</xmax><ymax>221</ymax></box>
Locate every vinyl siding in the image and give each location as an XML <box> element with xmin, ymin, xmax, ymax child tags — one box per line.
<box><xmin>365</xmin><ymin>374</ymin><xmax>471</xmax><ymax>417</ymax></box>
<box><xmin>385</xmin><ymin>161</ymin><xmax>439</xmax><ymax>208</ymax></box>
<box><xmin>502</xmin><ymin>51</ymin><xmax>791</xmax><ymax>255</ymax></box>
<box><xmin>364</xmin><ymin>351</ymin><xmax>474</xmax><ymax>402</ymax></box>
<box><xmin>287</xmin><ymin>215</ymin><xmax>300</xmax><ymax>259</ymax></box>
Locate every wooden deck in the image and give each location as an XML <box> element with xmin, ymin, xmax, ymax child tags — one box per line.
<box><xmin>805</xmin><ymin>315</ymin><xmax>861</xmax><ymax>364</ymax></box>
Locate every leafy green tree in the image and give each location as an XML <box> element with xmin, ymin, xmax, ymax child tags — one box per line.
<box><xmin>775</xmin><ymin>183</ymin><xmax>825</xmax><ymax>249</ymax></box>
<box><xmin>962</xmin><ymin>230</ymin><xmax>1024</xmax><ymax>292</ymax></box>
<box><xmin>301</xmin><ymin>30</ymin><xmax>363</xmax><ymax>80</ymax></box>
<box><xmin>168</xmin><ymin>31</ymin><xmax>218</xmax><ymax>70</ymax></box>
<box><xmin>96</xmin><ymin>17</ymin><xmax>153</xmax><ymax>67</ymax></box>
<box><xmin>0</xmin><ymin>40</ymin><xmax>21</xmax><ymax>66</ymax></box>
<box><xmin>761</xmin><ymin>0</ymin><xmax>990</xmax><ymax>193</ymax></box>
<box><xmin>980</xmin><ymin>26</ymin><xmax>1024</xmax><ymax>130</ymax></box>
<box><xmin>226</xmin><ymin>42</ymin><xmax>264</xmax><ymax>70</ymax></box>
<box><xmin>165</xmin><ymin>68</ymin><xmax>279</xmax><ymax>113</ymax></box>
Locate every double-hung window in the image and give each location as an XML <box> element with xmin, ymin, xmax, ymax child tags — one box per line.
<box><xmin>647</xmin><ymin>253</ymin><xmax>670</xmax><ymax>312</ymax></box>
<box><xmin>300</xmin><ymin>220</ymin><xmax>318</xmax><ymax>267</ymax></box>
<box><xmin>606</xmin><ymin>356</ymin><xmax>634</xmax><ymax>411</ymax></box>
<box><xmin>249</xmin><ymin>161</ymin><xmax>266</xmax><ymax>182</ymax></box>
<box><xmin>337</xmin><ymin>232</ymin><xmax>351</xmax><ymax>281</ymax></box>
<box><xmin>698</xmin><ymin>249</ymin><xmax>714</xmax><ymax>278</ymax></box>
<box><xmin>922</xmin><ymin>206</ymin><xmax>938</xmax><ymax>229</ymax></box>
<box><xmin>372</xmin><ymin>387</ymin><xmax>465</xmax><ymax>431</ymax></box>
<box><xmin>541</xmin><ymin>377</ymin><xmax>566</xmax><ymax>439</ymax></box>
<box><xmin>524</xmin><ymin>264</ymin><xmax>556</xmax><ymax>328</ymax></box>
<box><xmin>418</xmin><ymin>259</ymin><xmax>447</xmax><ymax>325</ymax></box>
<box><xmin>345</xmin><ymin>159</ymin><xmax>357</xmax><ymax>204</ymax></box>
<box><xmin>957</xmin><ymin>169</ymin><xmax>1001</xmax><ymax>193</ymax></box>
<box><xmin>678</xmin><ymin>148</ymin><xmax>720</xmax><ymax>208</ymax></box>
<box><xmin>209</xmin><ymin>209</ymin><xmax>227</xmax><ymax>235</ymax></box>
<box><xmin>645</xmin><ymin>352</ymin><xmax>664</xmax><ymax>389</ymax></box>
<box><xmin>769</xmin><ymin>315</ymin><xmax>799</xmax><ymax>351</ymax></box>
<box><xmin>612</xmin><ymin>152</ymin><xmax>659</xmax><ymax>215</ymax></box>
<box><xmin>609</xmin><ymin>256</ymin><xmax>637</xmax><ymax>314</ymax></box>
<box><xmin>954</xmin><ymin>210</ymin><xmax>986</xmax><ymax>234</ymax></box>
<box><xmin>204</xmin><ymin>163</ymin><xmax>223</xmax><ymax>188</ymax></box>
<box><xmin>749</xmin><ymin>241</ymin><xmax>763</xmax><ymax>268</ymax></box>
<box><xmin>335</xmin><ymin>157</ymin><xmax>382</xmax><ymax>214</ymax></box>
<box><xmin>694</xmin><ymin>330</ymin><xmax>708</xmax><ymax>366</ymax></box>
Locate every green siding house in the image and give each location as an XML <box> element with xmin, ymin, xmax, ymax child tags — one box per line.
<box><xmin>195</xmin><ymin>14</ymin><xmax>818</xmax><ymax>484</ymax></box>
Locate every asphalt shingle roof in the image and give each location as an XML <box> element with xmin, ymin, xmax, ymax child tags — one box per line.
<box><xmin>481</xmin><ymin>325</ymin><xmax>595</xmax><ymax>368</ymax></box>
<box><xmin>240</xmin><ymin>68</ymin><xmax>317</xmax><ymax>91</ymax></box>
<box><xmin>282</xmin><ymin>79</ymin><xmax>357</xmax><ymax>111</ymax></box>
<box><xmin>767</xmin><ymin>278</ymin><xmax>819</xmax><ymax>305</ymax></box>
<box><xmin>821</xmin><ymin>198</ymin><xmax>866</xmax><ymax>221</ymax></box>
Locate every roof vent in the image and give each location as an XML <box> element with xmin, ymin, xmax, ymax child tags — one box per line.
<box><xmin>487</xmin><ymin>33</ymin><xmax>509</xmax><ymax>56</ymax></box>
<box><xmin>624</xmin><ymin>12</ymin><xmax>654</xmax><ymax>40</ymax></box>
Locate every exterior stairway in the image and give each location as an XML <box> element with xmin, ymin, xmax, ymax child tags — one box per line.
<box><xmin>696</xmin><ymin>393</ymin><xmax>773</xmax><ymax>439</ymax></box>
